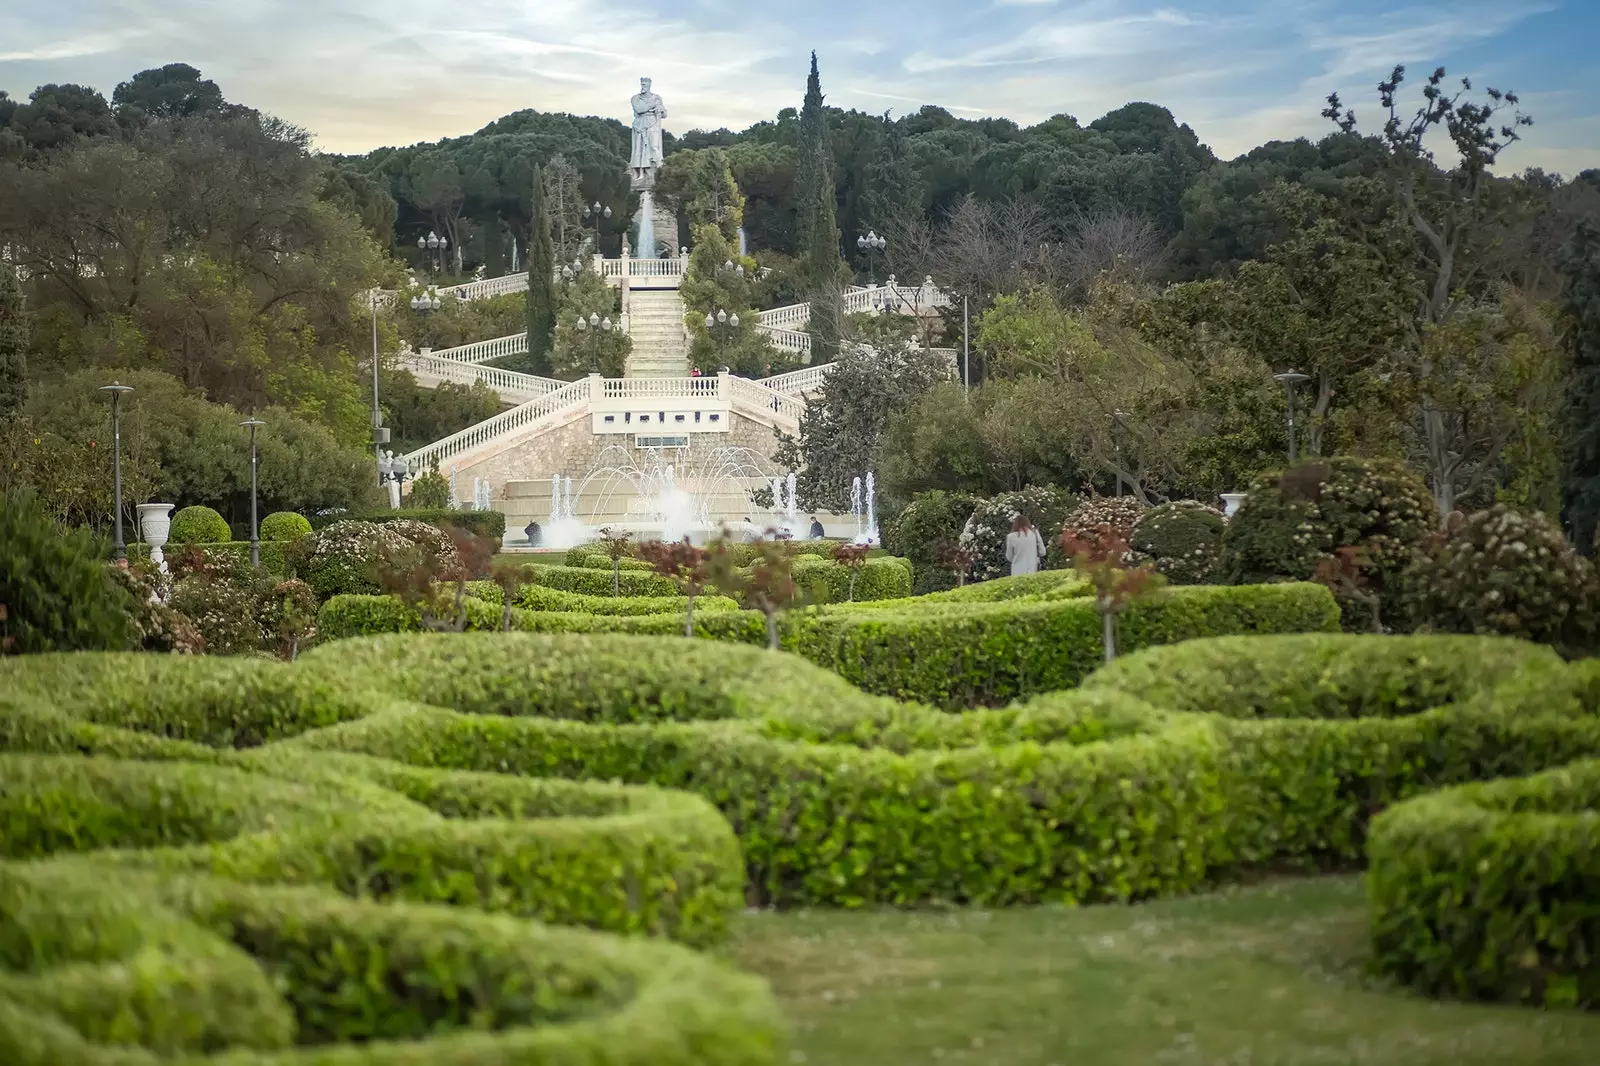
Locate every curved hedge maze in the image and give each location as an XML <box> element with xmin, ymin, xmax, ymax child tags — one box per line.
<box><xmin>2</xmin><ymin>630</ymin><xmax>1598</xmax><ymax>1062</ymax></box>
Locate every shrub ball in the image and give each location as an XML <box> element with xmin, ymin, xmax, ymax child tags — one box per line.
<box><xmin>169</xmin><ymin>505</ymin><xmax>232</xmax><ymax>544</ymax></box>
<box><xmin>1130</xmin><ymin>501</ymin><xmax>1226</xmax><ymax>585</ymax></box>
<box><xmin>260</xmin><ymin>511</ymin><xmax>313</xmax><ymax>542</ymax></box>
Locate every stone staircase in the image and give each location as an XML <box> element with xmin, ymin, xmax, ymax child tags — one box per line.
<box><xmin>624</xmin><ymin>288</ymin><xmax>691</xmax><ymax>377</ymax></box>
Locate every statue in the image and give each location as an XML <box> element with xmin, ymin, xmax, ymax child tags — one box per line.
<box><xmin>629</xmin><ymin>77</ymin><xmax>666</xmax><ymax>185</ymax></box>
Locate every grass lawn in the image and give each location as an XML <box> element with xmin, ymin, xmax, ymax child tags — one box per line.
<box><xmin>727</xmin><ymin>876</ymin><xmax>1600</xmax><ymax>1066</ymax></box>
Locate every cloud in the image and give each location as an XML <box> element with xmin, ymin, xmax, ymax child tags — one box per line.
<box><xmin>0</xmin><ymin>0</ymin><xmax>1591</xmax><ymax>175</ymax></box>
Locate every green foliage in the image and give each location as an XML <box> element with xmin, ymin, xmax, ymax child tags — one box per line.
<box><xmin>169</xmin><ymin>505</ymin><xmax>231</xmax><ymax>544</ymax></box>
<box><xmin>1368</xmin><ymin>756</ymin><xmax>1600</xmax><ymax>1007</ymax></box>
<box><xmin>129</xmin><ymin>540</ymin><xmax>292</xmax><ymax>577</ymax></box>
<box><xmin>290</xmin><ymin>520</ymin><xmax>415</xmax><ymax>600</ymax></box>
<box><xmin>680</xmin><ymin>224</ymin><xmax>781</xmax><ymax>376</ymax></box>
<box><xmin>1404</xmin><ymin>505</ymin><xmax>1600</xmax><ymax>651</ymax></box>
<box><xmin>313</xmin><ymin>507</ymin><xmax>507</xmax><ymax>542</ymax></box>
<box><xmin>165</xmin><ymin>553</ymin><xmax>318</xmax><ymax>658</ymax></box>
<box><xmin>405</xmin><ymin>468</ymin><xmax>450</xmax><ymax>510</ymax></box>
<box><xmin>1222</xmin><ymin>457</ymin><xmax>1435</xmax><ymax>627</ymax></box>
<box><xmin>524</xmin><ymin>162</ymin><xmax>557</xmax><ymax>376</ymax></box>
<box><xmin>518</xmin><ymin>562</ymin><xmax>683</xmax><ymax>598</ymax></box>
<box><xmin>379</xmin><ymin>368</ymin><xmax>503</xmax><ymax>454</ymax></box>
<box><xmin>1130</xmin><ymin>500</ymin><xmax>1226</xmax><ymax>585</ymax></box>
<box><xmin>790</xmin><ymin>582</ymin><xmax>1340</xmax><ymax>707</ymax></box>
<box><xmin>795</xmin><ymin>53</ymin><xmax>846</xmax><ymax>362</ymax></box>
<box><xmin>515</xmin><ymin>583</ymin><xmax>739</xmax><ymax>616</ymax></box>
<box><xmin>882</xmin><ymin>490</ymin><xmax>982</xmax><ymax>590</ymax></box>
<box><xmin>1560</xmin><ymin>218</ymin><xmax>1600</xmax><ymax>551</ymax></box>
<box><xmin>258</xmin><ymin>511</ymin><xmax>311</xmax><ymax>542</ymax></box>
<box><xmin>658</xmin><ymin>147</ymin><xmax>746</xmax><ymax>242</ymax></box>
<box><xmin>0</xmin><ymin>488</ymin><xmax>131</xmax><ymax>654</ymax></box>
<box><xmin>549</xmin><ymin>268</ymin><xmax>630</xmax><ymax>379</ymax></box>
<box><xmin>1062</xmin><ymin>496</ymin><xmax>1148</xmax><ymax>542</ymax></box>
<box><xmin>0</xmin><ymin>260</ymin><xmax>27</xmax><ymax>420</ymax></box>
<box><xmin>791</xmin><ymin>555</ymin><xmax>912</xmax><ymax>603</ymax></box>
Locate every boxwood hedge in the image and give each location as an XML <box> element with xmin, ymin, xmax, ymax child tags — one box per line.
<box><xmin>1367</xmin><ymin>754</ymin><xmax>1600</xmax><ymax>1008</ymax></box>
<box><xmin>517</xmin><ymin>562</ymin><xmax>683</xmax><ymax>598</ymax></box>
<box><xmin>129</xmin><ymin>540</ymin><xmax>292</xmax><ymax>576</ymax></box>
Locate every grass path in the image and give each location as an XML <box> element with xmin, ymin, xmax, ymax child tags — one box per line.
<box><xmin>727</xmin><ymin>876</ymin><xmax>1600</xmax><ymax>1066</ymax></box>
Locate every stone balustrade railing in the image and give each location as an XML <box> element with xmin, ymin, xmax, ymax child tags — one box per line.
<box><xmin>728</xmin><ymin>376</ymin><xmax>807</xmax><ymax>424</ymax></box>
<box><xmin>426</xmin><ymin>332</ymin><xmax>530</xmax><ymax>365</ymax></box>
<box><xmin>403</xmin><ymin>378</ymin><xmax>592</xmax><ymax>475</ymax></box>
<box><xmin>759</xmin><ymin>364</ymin><xmax>834</xmax><ymax>395</ymax></box>
<box><xmin>400</xmin><ymin>352</ymin><xmax>565</xmax><ymax>404</ymax></box>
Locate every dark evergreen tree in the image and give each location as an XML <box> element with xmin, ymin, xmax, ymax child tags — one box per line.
<box><xmin>795</xmin><ymin>52</ymin><xmax>844</xmax><ymax>361</ymax></box>
<box><xmin>1560</xmin><ymin>218</ymin><xmax>1600</xmax><ymax>552</ymax></box>
<box><xmin>0</xmin><ymin>261</ymin><xmax>28</xmax><ymax>420</ymax></box>
<box><xmin>525</xmin><ymin>162</ymin><xmax>557</xmax><ymax>377</ymax></box>
<box><xmin>862</xmin><ymin>111</ymin><xmax>921</xmax><ymax>236</ymax></box>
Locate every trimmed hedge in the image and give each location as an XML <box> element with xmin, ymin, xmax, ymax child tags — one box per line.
<box><xmin>170</xmin><ymin>505</ymin><xmax>231</xmax><ymax>544</ymax></box>
<box><xmin>129</xmin><ymin>539</ymin><xmax>291</xmax><ymax>576</ymax></box>
<box><xmin>791</xmin><ymin>555</ymin><xmax>912</xmax><ymax>602</ymax></box>
<box><xmin>570</xmin><ymin>552</ymin><xmax>659</xmax><ymax>572</ymax></box>
<box><xmin>789</xmin><ymin>582</ymin><xmax>1342</xmax><ymax>706</ymax></box>
<box><xmin>259</xmin><ymin>510</ymin><xmax>311</xmax><ymax>542</ymax></box>
<box><xmin>311</xmin><ymin>508</ymin><xmax>508</xmax><ymax>541</ymax></box>
<box><xmin>1368</xmin><ymin>756</ymin><xmax>1600</xmax><ymax>1008</ymax></box>
<box><xmin>518</xmin><ymin>562</ymin><xmax>684</xmax><ymax>598</ymax></box>
<box><xmin>514</xmin><ymin>583</ymin><xmax>738</xmax><ymax>616</ymax></box>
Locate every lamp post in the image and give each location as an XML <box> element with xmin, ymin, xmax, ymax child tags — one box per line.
<box><xmin>417</xmin><ymin>230</ymin><xmax>449</xmax><ymax>275</ymax></box>
<box><xmin>378</xmin><ymin>450</ymin><xmax>409</xmax><ymax>509</ymax></box>
<box><xmin>410</xmin><ymin>287</ymin><xmax>443</xmax><ymax>348</ymax></box>
<box><xmin>720</xmin><ymin>259</ymin><xmax>746</xmax><ymax>279</ymax></box>
<box><xmin>705</xmin><ymin>308</ymin><xmax>739</xmax><ymax>364</ymax></box>
<box><xmin>1273</xmin><ymin>370</ymin><xmax>1312</xmax><ymax>463</ymax></box>
<box><xmin>574</xmin><ymin>311</ymin><xmax>618</xmax><ymax>373</ymax></box>
<box><xmin>584</xmin><ymin>201</ymin><xmax>612</xmax><ymax>256</ymax></box>
<box><xmin>98</xmin><ymin>381</ymin><xmax>135</xmax><ymax>561</ymax></box>
<box><xmin>239</xmin><ymin>418</ymin><xmax>265</xmax><ymax>568</ymax></box>
<box><xmin>856</xmin><ymin>230</ymin><xmax>887</xmax><ymax>285</ymax></box>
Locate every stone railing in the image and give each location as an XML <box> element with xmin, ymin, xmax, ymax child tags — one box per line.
<box><xmin>402</xmin><ymin>378</ymin><xmax>590</xmax><ymax>475</ymax></box>
<box><xmin>599</xmin><ymin>257</ymin><xmax>687</xmax><ymax>286</ymax></box>
<box><xmin>757</xmin><ymin>303</ymin><xmax>810</xmax><ymax>329</ymax></box>
<box><xmin>427</xmin><ymin>332</ymin><xmax>529</xmax><ymax>365</ymax></box>
<box><xmin>763</xmin><ymin>327</ymin><xmax>811</xmax><ymax>353</ymax></box>
<box><xmin>759</xmin><ymin>364</ymin><xmax>834</xmax><ymax>395</ymax></box>
<box><xmin>755</xmin><ymin>278</ymin><xmax>951</xmax><ymax>331</ymax></box>
<box><xmin>600</xmin><ymin>375</ymin><xmax>723</xmax><ymax>400</ymax></box>
<box><xmin>400</xmin><ymin>352</ymin><xmax>565</xmax><ymax>404</ymax></box>
<box><xmin>728</xmin><ymin>376</ymin><xmax>806</xmax><ymax>425</ymax></box>
<box><xmin>437</xmin><ymin>273</ymin><xmax>529</xmax><ymax>301</ymax></box>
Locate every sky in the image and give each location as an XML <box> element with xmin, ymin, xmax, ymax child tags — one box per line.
<box><xmin>2</xmin><ymin>0</ymin><xmax>1597</xmax><ymax>174</ymax></box>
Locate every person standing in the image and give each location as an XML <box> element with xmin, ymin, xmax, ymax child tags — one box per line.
<box><xmin>1004</xmin><ymin>514</ymin><xmax>1046</xmax><ymax>577</ymax></box>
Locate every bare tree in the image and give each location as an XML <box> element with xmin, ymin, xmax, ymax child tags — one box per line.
<box><xmin>934</xmin><ymin>196</ymin><xmax>1054</xmax><ymax>302</ymax></box>
<box><xmin>1058</xmin><ymin>208</ymin><xmax>1167</xmax><ymax>298</ymax></box>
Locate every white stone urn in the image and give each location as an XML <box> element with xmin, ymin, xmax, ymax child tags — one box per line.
<box><xmin>1220</xmin><ymin>493</ymin><xmax>1248</xmax><ymax>519</ymax></box>
<box><xmin>137</xmin><ymin>503</ymin><xmax>175</xmax><ymax>571</ymax></box>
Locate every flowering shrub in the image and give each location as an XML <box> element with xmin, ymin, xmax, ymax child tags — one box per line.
<box><xmin>170</xmin><ymin>570</ymin><xmax>268</xmax><ymax>655</ymax></box>
<box><xmin>290</xmin><ymin>520</ymin><xmax>416</xmax><ymax>601</ymax></box>
<box><xmin>260</xmin><ymin>511</ymin><xmax>312</xmax><ymax>542</ymax></box>
<box><xmin>106</xmin><ymin>563</ymin><xmax>204</xmax><ymax>654</ymax></box>
<box><xmin>169</xmin><ymin>505</ymin><xmax>231</xmax><ymax>544</ymax></box>
<box><xmin>1130</xmin><ymin>501</ymin><xmax>1226</xmax><ymax>585</ymax></box>
<box><xmin>1062</xmin><ymin>497</ymin><xmax>1148</xmax><ymax>543</ymax></box>
<box><xmin>1222</xmin><ymin>458</ymin><xmax>1435</xmax><ymax>629</ymax></box>
<box><xmin>883</xmin><ymin>491</ymin><xmax>982</xmax><ymax>592</ymax></box>
<box><xmin>959</xmin><ymin>486</ymin><xmax>1078</xmax><ymax>582</ymax></box>
<box><xmin>1404</xmin><ymin>505</ymin><xmax>1600</xmax><ymax>652</ymax></box>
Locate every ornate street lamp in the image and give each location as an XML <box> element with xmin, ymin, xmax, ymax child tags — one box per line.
<box><xmin>574</xmin><ymin>311</ymin><xmax>618</xmax><ymax>373</ymax></box>
<box><xmin>584</xmin><ymin>201</ymin><xmax>613</xmax><ymax>256</ymax></box>
<box><xmin>98</xmin><ymin>381</ymin><xmax>135</xmax><ymax>560</ymax></box>
<box><xmin>856</xmin><ymin>230</ymin><xmax>888</xmax><ymax>285</ymax></box>
<box><xmin>1273</xmin><ymin>371</ymin><xmax>1312</xmax><ymax>463</ymax></box>
<box><xmin>410</xmin><ymin>287</ymin><xmax>443</xmax><ymax>349</ymax></box>
<box><xmin>378</xmin><ymin>450</ymin><xmax>409</xmax><ymax>508</ymax></box>
<box><xmin>417</xmin><ymin>230</ymin><xmax>449</xmax><ymax>274</ymax></box>
<box><xmin>239</xmin><ymin>418</ymin><xmax>265</xmax><ymax>568</ymax></box>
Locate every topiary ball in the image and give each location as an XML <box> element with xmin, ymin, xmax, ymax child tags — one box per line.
<box><xmin>169</xmin><ymin>505</ymin><xmax>232</xmax><ymax>544</ymax></box>
<box><xmin>1405</xmin><ymin>504</ymin><xmax>1600</xmax><ymax>652</ymax></box>
<box><xmin>883</xmin><ymin>490</ymin><xmax>982</xmax><ymax>591</ymax></box>
<box><xmin>260</xmin><ymin>511</ymin><xmax>312</xmax><ymax>543</ymax></box>
<box><xmin>958</xmin><ymin>486</ymin><xmax>1078</xmax><ymax>582</ymax></box>
<box><xmin>1130</xmin><ymin>500</ymin><xmax>1226</xmax><ymax>585</ymax></box>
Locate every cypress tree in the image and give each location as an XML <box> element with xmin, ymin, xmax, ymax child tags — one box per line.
<box><xmin>795</xmin><ymin>52</ymin><xmax>844</xmax><ymax>362</ymax></box>
<box><xmin>1560</xmin><ymin>218</ymin><xmax>1600</xmax><ymax>552</ymax></box>
<box><xmin>525</xmin><ymin>162</ymin><xmax>557</xmax><ymax>377</ymax></box>
<box><xmin>0</xmin><ymin>262</ymin><xmax>28</xmax><ymax>420</ymax></box>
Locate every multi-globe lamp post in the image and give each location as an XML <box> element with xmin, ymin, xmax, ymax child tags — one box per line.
<box><xmin>98</xmin><ymin>381</ymin><xmax>135</xmax><ymax>561</ymax></box>
<box><xmin>574</xmin><ymin>311</ymin><xmax>619</xmax><ymax>373</ymax></box>
<box><xmin>584</xmin><ymin>201</ymin><xmax>612</xmax><ymax>256</ymax></box>
<box><xmin>705</xmin><ymin>308</ymin><xmax>740</xmax><ymax>362</ymax></box>
<box><xmin>1273</xmin><ymin>370</ymin><xmax>1311</xmax><ymax>463</ymax></box>
<box><xmin>240</xmin><ymin>418</ymin><xmax>265</xmax><ymax>568</ymax></box>
<box><xmin>856</xmin><ymin>230</ymin><xmax>887</xmax><ymax>284</ymax></box>
<box><xmin>417</xmin><ymin>230</ymin><xmax>449</xmax><ymax>275</ymax></box>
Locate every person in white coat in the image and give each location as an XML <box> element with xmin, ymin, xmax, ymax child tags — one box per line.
<box><xmin>1004</xmin><ymin>514</ymin><xmax>1046</xmax><ymax>576</ymax></box>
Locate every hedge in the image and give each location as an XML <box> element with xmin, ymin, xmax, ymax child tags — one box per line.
<box><xmin>1081</xmin><ymin>636</ymin><xmax>1595</xmax><ymax>869</ymax></box>
<box><xmin>128</xmin><ymin>540</ymin><xmax>291</xmax><ymax>576</ymax></box>
<box><xmin>791</xmin><ymin>555</ymin><xmax>912</xmax><ymax>602</ymax></box>
<box><xmin>517</xmin><ymin>562</ymin><xmax>683</xmax><ymax>598</ymax></box>
<box><xmin>566</xmin><ymin>550</ymin><xmax>658</xmax><ymax>571</ymax></box>
<box><xmin>310</xmin><ymin>508</ymin><xmax>508</xmax><ymax>541</ymax></box>
<box><xmin>1368</xmin><ymin>756</ymin><xmax>1600</xmax><ymax>1008</ymax></box>
<box><xmin>513</xmin><ymin>582</ymin><xmax>739</xmax><ymax>616</ymax></box>
<box><xmin>789</xmin><ymin>582</ymin><xmax>1342</xmax><ymax>706</ymax></box>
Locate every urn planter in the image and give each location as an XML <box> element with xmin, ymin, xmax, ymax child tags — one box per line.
<box><xmin>137</xmin><ymin>503</ymin><xmax>175</xmax><ymax>571</ymax></box>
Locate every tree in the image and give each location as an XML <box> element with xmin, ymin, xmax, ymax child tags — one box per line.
<box><xmin>1324</xmin><ymin>65</ymin><xmax>1534</xmax><ymax>516</ymax></box>
<box><xmin>658</xmin><ymin>147</ymin><xmax>745</xmax><ymax>243</ymax></box>
<box><xmin>679</xmin><ymin>224</ymin><xmax>783</xmax><ymax>376</ymax></box>
<box><xmin>795</xmin><ymin>53</ymin><xmax>845</xmax><ymax>361</ymax></box>
<box><xmin>549</xmin><ymin>270</ymin><xmax>630</xmax><ymax>379</ymax></box>
<box><xmin>1561</xmin><ymin>219</ymin><xmax>1600</xmax><ymax>552</ymax></box>
<box><xmin>112</xmin><ymin>64</ymin><xmax>228</xmax><ymax>123</ymax></box>
<box><xmin>524</xmin><ymin>162</ymin><xmax>557</xmax><ymax>377</ymax></box>
<box><xmin>542</xmin><ymin>154</ymin><xmax>588</xmax><ymax>263</ymax></box>
<box><xmin>775</xmin><ymin>317</ymin><xmax>949</xmax><ymax>512</ymax></box>
<box><xmin>0</xmin><ymin>261</ymin><xmax>28</xmax><ymax>419</ymax></box>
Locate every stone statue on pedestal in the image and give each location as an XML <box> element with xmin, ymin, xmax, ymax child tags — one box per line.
<box><xmin>629</xmin><ymin>77</ymin><xmax>667</xmax><ymax>187</ymax></box>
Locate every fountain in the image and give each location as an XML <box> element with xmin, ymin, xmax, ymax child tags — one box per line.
<box><xmin>850</xmin><ymin>477</ymin><xmax>863</xmax><ymax>541</ymax></box>
<box><xmin>847</xmin><ymin>472</ymin><xmax>879</xmax><ymax>545</ymax></box>
<box><xmin>549</xmin><ymin>444</ymin><xmax>779</xmax><ymax>545</ymax></box>
<box><xmin>785</xmin><ymin>472</ymin><xmax>798</xmax><ymax>534</ymax></box>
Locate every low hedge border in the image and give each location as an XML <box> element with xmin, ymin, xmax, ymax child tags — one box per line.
<box><xmin>128</xmin><ymin>540</ymin><xmax>291</xmax><ymax>576</ymax></box>
<box><xmin>791</xmin><ymin>555</ymin><xmax>911</xmax><ymax>602</ymax></box>
<box><xmin>517</xmin><ymin>563</ymin><xmax>684</xmax><ymax>598</ymax></box>
<box><xmin>0</xmin><ymin>859</ymin><xmax>778</xmax><ymax>1066</ymax></box>
<box><xmin>788</xmin><ymin>582</ymin><xmax>1342</xmax><ymax>706</ymax></box>
<box><xmin>310</xmin><ymin>508</ymin><xmax>507</xmax><ymax>541</ymax></box>
<box><xmin>1367</xmin><ymin>757</ymin><xmax>1600</xmax><ymax>1008</ymax></box>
